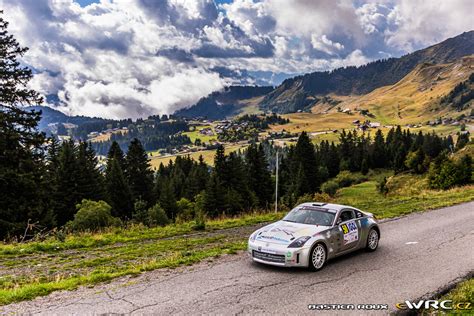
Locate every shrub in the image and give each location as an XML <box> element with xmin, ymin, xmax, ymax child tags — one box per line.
<box><xmin>67</xmin><ymin>200</ymin><xmax>120</xmax><ymax>232</ymax></box>
<box><xmin>132</xmin><ymin>199</ymin><xmax>148</xmax><ymax>224</ymax></box>
<box><xmin>377</xmin><ymin>177</ymin><xmax>389</xmax><ymax>195</ymax></box>
<box><xmin>428</xmin><ymin>155</ymin><xmax>472</xmax><ymax>190</ymax></box>
<box><xmin>334</xmin><ymin>171</ymin><xmax>367</xmax><ymax>188</ymax></box>
<box><xmin>405</xmin><ymin>150</ymin><xmax>430</xmax><ymax>174</ymax></box>
<box><xmin>295</xmin><ymin>194</ymin><xmax>314</xmax><ymax>205</ymax></box>
<box><xmin>176</xmin><ymin>198</ymin><xmax>195</xmax><ymax>223</ymax></box>
<box><xmin>361</xmin><ymin>158</ymin><xmax>369</xmax><ymax>175</ymax></box>
<box><xmin>193</xmin><ymin>193</ymin><xmax>206</xmax><ymax>230</ymax></box>
<box><xmin>313</xmin><ymin>192</ymin><xmax>332</xmax><ymax>202</ymax></box>
<box><xmin>321</xmin><ymin>180</ymin><xmax>339</xmax><ymax>196</ymax></box>
<box><xmin>147</xmin><ymin>204</ymin><xmax>170</xmax><ymax>227</ymax></box>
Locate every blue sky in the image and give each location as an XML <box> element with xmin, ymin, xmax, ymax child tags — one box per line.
<box><xmin>3</xmin><ymin>0</ymin><xmax>473</xmax><ymax>119</ymax></box>
<box><xmin>76</xmin><ymin>0</ymin><xmax>99</xmax><ymax>6</ymax></box>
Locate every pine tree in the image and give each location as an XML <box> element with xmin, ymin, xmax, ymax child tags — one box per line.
<box><xmin>158</xmin><ymin>179</ymin><xmax>178</xmax><ymax>220</ymax></box>
<box><xmin>225</xmin><ymin>152</ymin><xmax>254</xmax><ymax>211</ymax></box>
<box><xmin>105</xmin><ymin>145</ymin><xmax>133</xmax><ymax>219</ymax></box>
<box><xmin>76</xmin><ymin>142</ymin><xmax>105</xmax><ymax>201</ymax></box>
<box><xmin>370</xmin><ymin>130</ymin><xmax>386</xmax><ymax>168</ymax></box>
<box><xmin>0</xmin><ymin>13</ymin><xmax>51</xmax><ymax>237</ymax></box>
<box><xmin>245</xmin><ymin>144</ymin><xmax>272</xmax><ymax>208</ymax></box>
<box><xmin>107</xmin><ymin>141</ymin><xmax>125</xmax><ymax>169</ymax></box>
<box><xmin>457</xmin><ymin>155</ymin><xmax>472</xmax><ymax>185</ymax></box>
<box><xmin>54</xmin><ymin>140</ymin><xmax>81</xmax><ymax>226</ymax></box>
<box><xmin>455</xmin><ymin>132</ymin><xmax>470</xmax><ymax>150</ymax></box>
<box><xmin>292</xmin><ymin>131</ymin><xmax>319</xmax><ymax>193</ymax></box>
<box><xmin>213</xmin><ymin>144</ymin><xmax>227</xmax><ymax>184</ymax></box>
<box><xmin>125</xmin><ymin>138</ymin><xmax>154</xmax><ymax>205</ymax></box>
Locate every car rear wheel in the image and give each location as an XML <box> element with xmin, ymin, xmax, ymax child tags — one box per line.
<box><xmin>309</xmin><ymin>243</ymin><xmax>326</xmax><ymax>271</ymax></box>
<box><xmin>366</xmin><ymin>228</ymin><xmax>379</xmax><ymax>252</ymax></box>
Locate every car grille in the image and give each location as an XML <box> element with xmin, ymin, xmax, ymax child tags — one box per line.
<box><xmin>252</xmin><ymin>250</ymin><xmax>285</xmax><ymax>263</ymax></box>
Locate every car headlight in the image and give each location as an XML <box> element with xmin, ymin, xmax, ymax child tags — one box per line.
<box><xmin>249</xmin><ymin>232</ymin><xmax>258</xmax><ymax>242</ymax></box>
<box><xmin>288</xmin><ymin>236</ymin><xmax>311</xmax><ymax>248</ymax></box>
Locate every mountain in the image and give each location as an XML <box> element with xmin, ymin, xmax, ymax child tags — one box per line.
<box><xmin>318</xmin><ymin>55</ymin><xmax>474</xmax><ymax>125</ymax></box>
<box><xmin>26</xmin><ymin>106</ymin><xmax>70</xmax><ymax>131</ymax></box>
<box><xmin>26</xmin><ymin>106</ymin><xmax>112</xmax><ymax>130</ymax></box>
<box><xmin>260</xmin><ymin>31</ymin><xmax>474</xmax><ymax>113</ymax></box>
<box><xmin>26</xmin><ymin>105</ymin><xmax>122</xmax><ymax>139</ymax></box>
<box><xmin>174</xmin><ymin>85</ymin><xmax>273</xmax><ymax>120</ymax></box>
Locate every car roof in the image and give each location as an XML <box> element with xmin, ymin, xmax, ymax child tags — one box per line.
<box><xmin>297</xmin><ymin>202</ymin><xmax>358</xmax><ymax>212</ymax></box>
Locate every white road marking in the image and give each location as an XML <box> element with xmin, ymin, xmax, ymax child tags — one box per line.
<box><xmin>405</xmin><ymin>241</ymin><xmax>418</xmax><ymax>245</ymax></box>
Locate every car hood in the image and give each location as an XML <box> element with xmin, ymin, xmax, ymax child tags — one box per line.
<box><xmin>254</xmin><ymin>221</ymin><xmax>331</xmax><ymax>245</ymax></box>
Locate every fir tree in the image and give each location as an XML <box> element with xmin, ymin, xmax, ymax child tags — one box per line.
<box><xmin>370</xmin><ymin>130</ymin><xmax>386</xmax><ymax>168</ymax></box>
<box><xmin>107</xmin><ymin>141</ymin><xmax>125</xmax><ymax>169</ymax></box>
<box><xmin>54</xmin><ymin>140</ymin><xmax>81</xmax><ymax>226</ymax></box>
<box><xmin>245</xmin><ymin>144</ymin><xmax>272</xmax><ymax>208</ymax></box>
<box><xmin>125</xmin><ymin>138</ymin><xmax>154</xmax><ymax>205</ymax></box>
<box><xmin>105</xmin><ymin>150</ymin><xmax>133</xmax><ymax>219</ymax></box>
<box><xmin>76</xmin><ymin>142</ymin><xmax>105</xmax><ymax>201</ymax></box>
<box><xmin>292</xmin><ymin>131</ymin><xmax>319</xmax><ymax>194</ymax></box>
<box><xmin>0</xmin><ymin>12</ymin><xmax>51</xmax><ymax>237</ymax></box>
<box><xmin>158</xmin><ymin>179</ymin><xmax>178</xmax><ymax>220</ymax></box>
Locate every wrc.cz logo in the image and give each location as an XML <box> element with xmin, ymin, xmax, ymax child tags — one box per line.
<box><xmin>396</xmin><ymin>300</ymin><xmax>472</xmax><ymax>310</ymax></box>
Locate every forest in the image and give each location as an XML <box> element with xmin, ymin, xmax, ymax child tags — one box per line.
<box><xmin>1</xmin><ymin>123</ymin><xmax>471</xmax><ymax>239</ymax></box>
<box><xmin>0</xmin><ymin>12</ymin><xmax>472</xmax><ymax>240</ymax></box>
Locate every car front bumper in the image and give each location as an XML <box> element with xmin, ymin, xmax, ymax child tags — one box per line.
<box><xmin>247</xmin><ymin>239</ymin><xmax>311</xmax><ymax>267</ymax></box>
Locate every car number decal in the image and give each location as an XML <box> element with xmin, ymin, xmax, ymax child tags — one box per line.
<box><xmin>341</xmin><ymin>220</ymin><xmax>358</xmax><ymax>244</ymax></box>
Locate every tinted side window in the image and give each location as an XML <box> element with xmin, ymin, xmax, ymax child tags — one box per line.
<box><xmin>339</xmin><ymin>210</ymin><xmax>355</xmax><ymax>222</ymax></box>
<box><xmin>355</xmin><ymin>210</ymin><xmax>364</xmax><ymax>218</ymax></box>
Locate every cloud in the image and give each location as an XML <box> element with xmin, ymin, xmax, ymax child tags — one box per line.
<box><xmin>2</xmin><ymin>0</ymin><xmax>473</xmax><ymax>119</ymax></box>
<box><xmin>311</xmin><ymin>35</ymin><xmax>345</xmax><ymax>55</ymax></box>
<box><xmin>384</xmin><ymin>0</ymin><xmax>474</xmax><ymax>51</ymax></box>
<box><xmin>356</xmin><ymin>3</ymin><xmax>389</xmax><ymax>34</ymax></box>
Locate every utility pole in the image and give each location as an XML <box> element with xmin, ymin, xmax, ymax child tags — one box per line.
<box><xmin>275</xmin><ymin>149</ymin><xmax>279</xmax><ymax>213</ymax></box>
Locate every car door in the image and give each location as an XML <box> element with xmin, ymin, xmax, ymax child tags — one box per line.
<box><xmin>335</xmin><ymin>209</ymin><xmax>360</xmax><ymax>253</ymax></box>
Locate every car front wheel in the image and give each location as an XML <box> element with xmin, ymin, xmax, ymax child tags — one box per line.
<box><xmin>366</xmin><ymin>228</ymin><xmax>379</xmax><ymax>252</ymax></box>
<box><xmin>309</xmin><ymin>243</ymin><xmax>326</xmax><ymax>271</ymax></box>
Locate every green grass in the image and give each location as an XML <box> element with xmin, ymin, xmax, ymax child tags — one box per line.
<box><xmin>183</xmin><ymin>125</ymin><xmax>217</xmax><ymax>143</ymax></box>
<box><xmin>0</xmin><ymin>172</ymin><xmax>473</xmax><ymax>306</ymax></box>
<box><xmin>0</xmin><ymin>212</ymin><xmax>284</xmax><ymax>256</ymax></box>
<box><xmin>425</xmin><ymin>278</ymin><xmax>474</xmax><ymax>314</ymax></box>
<box><xmin>0</xmin><ymin>212</ymin><xmax>285</xmax><ymax>306</ymax></box>
<box><xmin>337</xmin><ymin>174</ymin><xmax>474</xmax><ymax>218</ymax></box>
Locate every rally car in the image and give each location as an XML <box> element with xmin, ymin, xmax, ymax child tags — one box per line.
<box><xmin>248</xmin><ymin>202</ymin><xmax>380</xmax><ymax>270</ymax></box>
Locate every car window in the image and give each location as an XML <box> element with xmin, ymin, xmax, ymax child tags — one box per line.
<box><xmin>355</xmin><ymin>210</ymin><xmax>364</xmax><ymax>218</ymax></box>
<box><xmin>339</xmin><ymin>210</ymin><xmax>355</xmax><ymax>222</ymax></box>
<box><xmin>283</xmin><ymin>206</ymin><xmax>335</xmax><ymax>226</ymax></box>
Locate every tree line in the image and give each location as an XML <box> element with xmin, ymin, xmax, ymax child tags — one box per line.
<box><xmin>0</xmin><ymin>12</ymin><xmax>472</xmax><ymax>239</ymax></box>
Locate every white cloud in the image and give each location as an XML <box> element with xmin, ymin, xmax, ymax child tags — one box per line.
<box><xmin>2</xmin><ymin>0</ymin><xmax>473</xmax><ymax>118</ymax></box>
<box><xmin>356</xmin><ymin>3</ymin><xmax>389</xmax><ymax>34</ymax></box>
<box><xmin>384</xmin><ymin>0</ymin><xmax>474</xmax><ymax>51</ymax></box>
<box><xmin>311</xmin><ymin>35</ymin><xmax>345</xmax><ymax>55</ymax></box>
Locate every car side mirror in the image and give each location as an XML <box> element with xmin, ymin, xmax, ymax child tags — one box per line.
<box><xmin>336</xmin><ymin>218</ymin><xmax>342</xmax><ymax>225</ymax></box>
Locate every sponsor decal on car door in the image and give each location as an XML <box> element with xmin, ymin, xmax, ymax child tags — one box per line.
<box><xmin>340</xmin><ymin>220</ymin><xmax>358</xmax><ymax>245</ymax></box>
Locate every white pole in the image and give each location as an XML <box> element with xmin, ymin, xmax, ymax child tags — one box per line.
<box><xmin>275</xmin><ymin>149</ymin><xmax>278</xmax><ymax>213</ymax></box>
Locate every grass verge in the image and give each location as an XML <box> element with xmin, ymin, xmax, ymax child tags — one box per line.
<box><xmin>1</xmin><ymin>173</ymin><xmax>473</xmax><ymax>306</ymax></box>
<box><xmin>425</xmin><ymin>278</ymin><xmax>474</xmax><ymax>315</ymax></box>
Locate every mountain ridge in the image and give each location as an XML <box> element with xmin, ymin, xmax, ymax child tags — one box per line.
<box><xmin>174</xmin><ymin>85</ymin><xmax>273</xmax><ymax>119</ymax></box>
<box><xmin>260</xmin><ymin>31</ymin><xmax>474</xmax><ymax>113</ymax></box>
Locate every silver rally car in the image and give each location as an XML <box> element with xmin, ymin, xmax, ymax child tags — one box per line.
<box><xmin>248</xmin><ymin>202</ymin><xmax>380</xmax><ymax>270</ymax></box>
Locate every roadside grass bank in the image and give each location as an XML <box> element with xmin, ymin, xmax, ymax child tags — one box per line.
<box><xmin>1</xmin><ymin>173</ymin><xmax>473</xmax><ymax>306</ymax></box>
<box><xmin>425</xmin><ymin>278</ymin><xmax>474</xmax><ymax>315</ymax></box>
<box><xmin>337</xmin><ymin>175</ymin><xmax>474</xmax><ymax>218</ymax></box>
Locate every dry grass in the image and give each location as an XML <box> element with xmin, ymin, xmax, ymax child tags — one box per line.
<box><xmin>148</xmin><ymin>144</ymin><xmax>248</xmax><ymax>168</ymax></box>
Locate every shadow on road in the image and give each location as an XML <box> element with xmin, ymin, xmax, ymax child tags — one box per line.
<box><xmin>247</xmin><ymin>246</ymin><xmax>386</xmax><ymax>275</ymax></box>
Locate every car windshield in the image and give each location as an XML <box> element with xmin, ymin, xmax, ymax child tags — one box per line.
<box><xmin>283</xmin><ymin>206</ymin><xmax>335</xmax><ymax>226</ymax></box>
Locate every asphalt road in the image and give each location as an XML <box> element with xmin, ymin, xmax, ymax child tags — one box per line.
<box><xmin>2</xmin><ymin>202</ymin><xmax>473</xmax><ymax>315</ymax></box>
